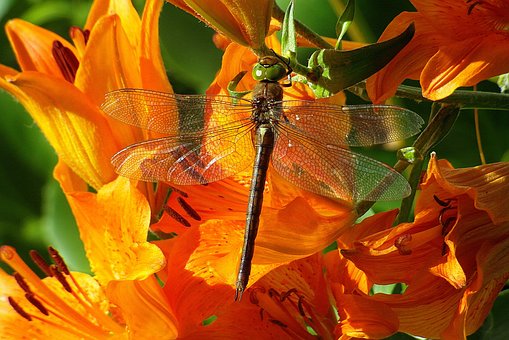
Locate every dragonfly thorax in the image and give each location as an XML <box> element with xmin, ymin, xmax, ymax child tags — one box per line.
<box><xmin>251</xmin><ymin>81</ymin><xmax>284</xmax><ymax>124</ymax></box>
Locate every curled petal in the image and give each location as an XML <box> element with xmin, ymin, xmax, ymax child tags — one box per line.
<box><xmin>166</xmin><ymin>0</ymin><xmax>273</xmax><ymax>50</ymax></box>
<box><xmin>421</xmin><ymin>33</ymin><xmax>509</xmax><ymax>100</ymax></box>
<box><xmin>66</xmin><ymin>177</ymin><xmax>165</xmax><ymax>285</ymax></box>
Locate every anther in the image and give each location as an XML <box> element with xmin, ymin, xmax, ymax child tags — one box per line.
<box><xmin>268</xmin><ymin>288</ymin><xmax>280</xmax><ymax>298</ymax></box>
<box><xmin>164</xmin><ymin>206</ymin><xmax>191</xmax><ymax>227</ymax></box>
<box><xmin>48</xmin><ymin>246</ymin><xmax>70</xmax><ymax>275</ymax></box>
<box><xmin>395</xmin><ymin>234</ymin><xmax>413</xmax><ymax>255</ymax></box>
<box><xmin>169</xmin><ymin>186</ymin><xmax>188</xmax><ymax>198</ymax></box>
<box><xmin>8</xmin><ymin>297</ymin><xmax>32</xmax><ymax>321</ymax></box>
<box><xmin>297</xmin><ymin>297</ymin><xmax>306</xmax><ymax>317</ymax></box>
<box><xmin>13</xmin><ymin>272</ymin><xmax>32</xmax><ymax>294</ymax></box>
<box><xmin>50</xmin><ymin>265</ymin><xmax>72</xmax><ymax>293</ymax></box>
<box><xmin>25</xmin><ymin>293</ymin><xmax>49</xmax><ymax>316</ymax></box>
<box><xmin>433</xmin><ymin>195</ymin><xmax>451</xmax><ymax>207</ymax></box>
<box><xmin>269</xmin><ymin>319</ymin><xmax>288</xmax><ymax>328</ymax></box>
<box><xmin>249</xmin><ymin>290</ymin><xmax>260</xmax><ymax>305</ymax></box>
<box><xmin>280</xmin><ymin>288</ymin><xmax>297</xmax><ymax>302</ymax></box>
<box><xmin>51</xmin><ymin>40</ymin><xmax>79</xmax><ymax>83</ymax></box>
<box><xmin>29</xmin><ymin>250</ymin><xmax>53</xmax><ymax>277</ymax></box>
<box><xmin>177</xmin><ymin>197</ymin><xmax>201</xmax><ymax>221</ymax></box>
<box><xmin>466</xmin><ymin>0</ymin><xmax>482</xmax><ymax>15</ymax></box>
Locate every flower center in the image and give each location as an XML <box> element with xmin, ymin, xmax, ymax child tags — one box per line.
<box><xmin>51</xmin><ymin>40</ymin><xmax>79</xmax><ymax>83</ymax></box>
<box><xmin>1</xmin><ymin>246</ymin><xmax>125</xmax><ymax>339</ymax></box>
<box><xmin>466</xmin><ymin>0</ymin><xmax>509</xmax><ymax>31</ymax></box>
<box><xmin>249</xmin><ymin>287</ymin><xmax>332</xmax><ymax>338</ymax></box>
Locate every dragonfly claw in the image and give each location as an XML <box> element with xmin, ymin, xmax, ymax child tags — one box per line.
<box><xmin>235</xmin><ymin>283</ymin><xmax>245</xmax><ymax>302</ymax></box>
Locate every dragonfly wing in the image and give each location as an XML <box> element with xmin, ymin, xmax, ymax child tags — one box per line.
<box><xmin>272</xmin><ymin>126</ymin><xmax>411</xmax><ymax>202</ymax></box>
<box><xmin>280</xmin><ymin>100</ymin><xmax>424</xmax><ymax>146</ymax></box>
<box><xmin>112</xmin><ymin>120</ymin><xmax>255</xmax><ymax>184</ymax></box>
<box><xmin>102</xmin><ymin>88</ymin><xmax>252</xmax><ymax>135</ymax></box>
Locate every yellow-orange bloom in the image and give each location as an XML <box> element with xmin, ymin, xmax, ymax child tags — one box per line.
<box><xmin>165</xmin><ymin>0</ymin><xmax>273</xmax><ymax>52</ymax></box>
<box><xmin>0</xmin><ymin>175</ymin><xmax>175</xmax><ymax>338</ymax></box>
<box><xmin>0</xmin><ymin>0</ymin><xmax>171</xmax><ymax>190</ymax></box>
<box><xmin>367</xmin><ymin>0</ymin><xmax>509</xmax><ymax>102</ymax></box>
<box><xmin>338</xmin><ymin>154</ymin><xmax>509</xmax><ymax>338</ymax></box>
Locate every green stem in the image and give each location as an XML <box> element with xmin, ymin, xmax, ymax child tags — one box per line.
<box><xmin>395</xmin><ymin>84</ymin><xmax>509</xmax><ymax>110</ymax></box>
<box><xmin>272</xmin><ymin>3</ymin><xmax>334</xmax><ymax>50</ymax></box>
<box><xmin>395</xmin><ymin>157</ymin><xmax>423</xmax><ymax>224</ymax></box>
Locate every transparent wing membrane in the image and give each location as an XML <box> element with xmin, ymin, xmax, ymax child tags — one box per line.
<box><xmin>102</xmin><ymin>88</ymin><xmax>253</xmax><ymax>135</ymax></box>
<box><xmin>111</xmin><ymin>121</ymin><xmax>255</xmax><ymax>184</ymax></box>
<box><xmin>103</xmin><ymin>88</ymin><xmax>421</xmax><ymax>201</ymax></box>
<box><xmin>273</xmin><ymin>123</ymin><xmax>411</xmax><ymax>202</ymax></box>
<box><xmin>280</xmin><ymin>100</ymin><xmax>424</xmax><ymax>146</ymax></box>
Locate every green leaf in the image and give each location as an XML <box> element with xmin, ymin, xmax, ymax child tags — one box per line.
<box><xmin>335</xmin><ymin>0</ymin><xmax>355</xmax><ymax>49</ymax></box>
<box><xmin>281</xmin><ymin>0</ymin><xmax>296</xmax><ymax>58</ymax></box>
<box><xmin>307</xmin><ymin>23</ymin><xmax>415</xmax><ymax>98</ymax></box>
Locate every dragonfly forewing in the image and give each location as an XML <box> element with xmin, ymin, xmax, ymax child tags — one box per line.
<box><xmin>280</xmin><ymin>101</ymin><xmax>424</xmax><ymax>147</ymax></box>
<box><xmin>102</xmin><ymin>88</ymin><xmax>254</xmax><ymax>135</ymax></box>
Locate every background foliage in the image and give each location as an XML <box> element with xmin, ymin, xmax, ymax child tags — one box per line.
<box><xmin>0</xmin><ymin>1</ymin><xmax>507</xmax><ymax>338</ymax></box>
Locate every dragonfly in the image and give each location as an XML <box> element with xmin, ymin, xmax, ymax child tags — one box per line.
<box><xmin>101</xmin><ymin>55</ymin><xmax>424</xmax><ymax>300</ymax></box>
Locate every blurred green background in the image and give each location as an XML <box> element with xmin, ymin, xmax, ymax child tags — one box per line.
<box><xmin>0</xmin><ymin>1</ymin><xmax>508</xmax><ymax>337</ymax></box>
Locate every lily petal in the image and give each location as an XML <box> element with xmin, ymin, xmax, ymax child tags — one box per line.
<box><xmin>421</xmin><ymin>33</ymin><xmax>509</xmax><ymax>100</ymax></box>
<box><xmin>5</xmin><ymin>19</ymin><xmax>77</xmax><ymax>78</ymax></box>
<box><xmin>0</xmin><ymin>71</ymin><xmax>118</xmax><ymax>189</ymax></box>
<box><xmin>66</xmin><ymin>177</ymin><xmax>165</xmax><ymax>285</ymax></box>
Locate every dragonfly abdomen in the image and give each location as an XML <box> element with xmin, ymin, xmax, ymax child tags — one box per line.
<box><xmin>235</xmin><ymin>124</ymin><xmax>275</xmax><ymax>300</ymax></box>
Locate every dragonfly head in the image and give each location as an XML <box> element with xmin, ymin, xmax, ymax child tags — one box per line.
<box><xmin>252</xmin><ymin>55</ymin><xmax>291</xmax><ymax>83</ymax></box>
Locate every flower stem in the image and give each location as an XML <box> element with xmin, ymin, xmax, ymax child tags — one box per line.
<box><xmin>395</xmin><ymin>84</ymin><xmax>509</xmax><ymax>110</ymax></box>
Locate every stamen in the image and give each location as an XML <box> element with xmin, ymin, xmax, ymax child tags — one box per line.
<box><xmin>50</xmin><ymin>265</ymin><xmax>72</xmax><ymax>293</ymax></box>
<box><xmin>169</xmin><ymin>186</ymin><xmax>188</xmax><ymax>198</ymax></box>
<box><xmin>433</xmin><ymin>194</ymin><xmax>451</xmax><ymax>207</ymax></box>
<box><xmin>177</xmin><ymin>197</ymin><xmax>201</xmax><ymax>221</ymax></box>
<box><xmin>164</xmin><ymin>206</ymin><xmax>191</xmax><ymax>227</ymax></box>
<box><xmin>25</xmin><ymin>293</ymin><xmax>49</xmax><ymax>316</ymax></box>
<box><xmin>13</xmin><ymin>272</ymin><xmax>32</xmax><ymax>294</ymax></box>
<box><xmin>48</xmin><ymin>246</ymin><xmax>70</xmax><ymax>275</ymax></box>
<box><xmin>280</xmin><ymin>288</ymin><xmax>297</xmax><ymax>301</ymax></box>
<box><xmin>395</xmin><ymin>234</ymin><xmax>413</xmax><ymax>255</ymax></box>
<box><xmin>1</xmin><ymin>246</ymin><xmax>124</xmax><ymax>337</ymax></box>
<box><xmin>268</xmin><ymin>288</ymin><xmax>280</xmax><ymax>299</ymax></box>
<box><xmin>434</xmin><ymin>196</ymin><xmax>458</xmax><ymax>255</ymax></box>
<box><xmin>467</xmin><ymin>0</ymin><xmax>482</xmax><ymax>15</ymax></box>
<box><xmin>269</xmin><ymin>319</ymin><xmax>288</xmax><ymax>328</ymax></box>
<box><xmin>8</xmin><ymin>297</ymin><xmax>32</xmax><ymax>321</ymax></box>
<box><xmin>29</xmin><ymin>249</ymin><xmax>53</xmax><ymax>277</ymax></box>
<box><xmin>51</xmin><ymin>40</ymin><xmax>79</xmax><ymax>83</ymax></box>
<box><xmin>297</xmin><ymin>297</ymin><xmax>305</xmax><ymax>317</ymax></box>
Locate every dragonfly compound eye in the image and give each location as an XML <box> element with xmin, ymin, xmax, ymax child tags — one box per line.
<box><xmin>252</xmin><ymin>62</ymin><xmax>287</xmax><ymax>82</ymax></box>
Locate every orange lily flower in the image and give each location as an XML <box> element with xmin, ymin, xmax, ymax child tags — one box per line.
<box><xmin>1</xmin><ymin>171</ymin><xmax>347</xmax><ymax>339</ymax></box>
<box><xmin>0</xmin><ymin>0</ymin><xmax>171</xmax><ymax>190</ymax></box>
<box><xmin>0</xmin><ymin>174</ymin><xmax>175</xmax><ymax>338</ymax></box>
<box><xmin>165</xmin><ymin>0</ymin><xmax>273</xmax><ymax>52</ymax></box>
<box><xmin>366</xmin><ymin>0</ymin><xmax>509</xmax><ymax>102</ymax></box>
<box><xmin>337</xmin><ymin>154</ymin><xmax>509</xmax><ymax>338</ymax></box>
